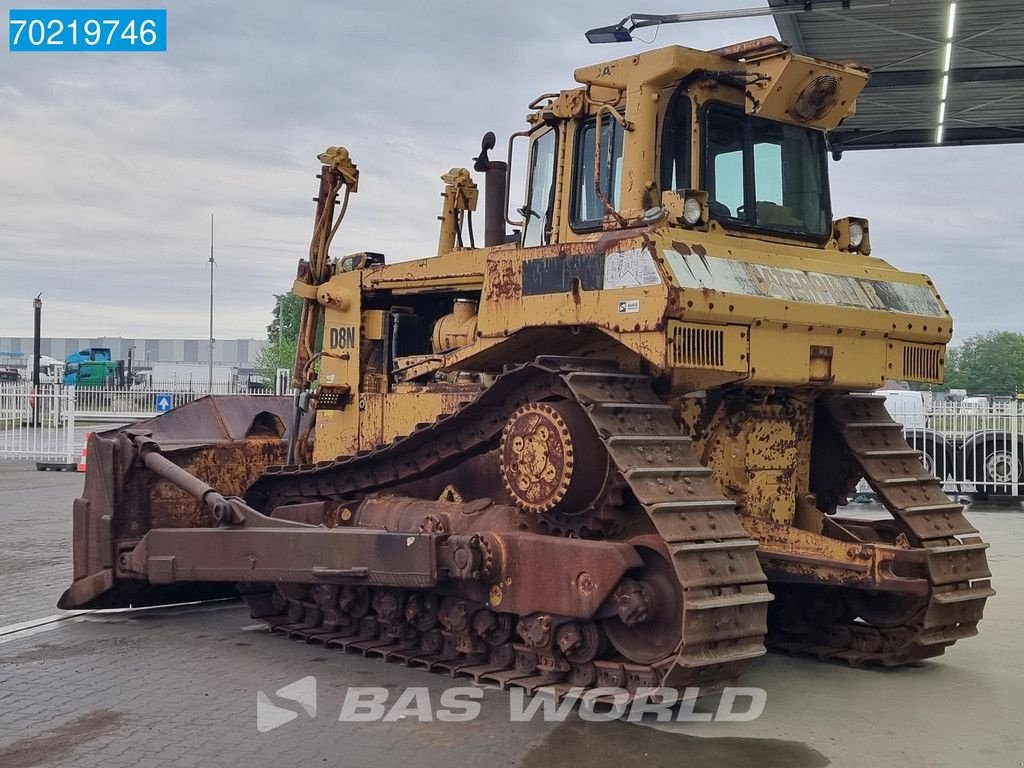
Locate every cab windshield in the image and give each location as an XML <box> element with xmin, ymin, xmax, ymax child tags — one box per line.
<box><xmin>700</xmin><ymin>103</ymin><xmax>831</xmax><ymax>240</ymax></box>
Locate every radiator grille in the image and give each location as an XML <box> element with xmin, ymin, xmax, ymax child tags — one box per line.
<box><xmin>669</xmin><ymin>325</ymin><xmax>725</xmax><ymax>368</ymax></box>
<box><xmin>902</xmin><ymin>344</ymin><xmax>941</xmax><ymax>381</ymax></box>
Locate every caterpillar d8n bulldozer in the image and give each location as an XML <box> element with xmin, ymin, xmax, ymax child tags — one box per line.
<box><xmin>62</xmin><ymin>36</ymin><xmax>993</xmax><ymax>697</ymax></box>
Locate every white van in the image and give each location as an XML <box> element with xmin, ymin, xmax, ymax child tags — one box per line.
<box><xmin>877</xmin><ymin>389</ymin><xmax>927</xmax><ymax>430</ymax></box>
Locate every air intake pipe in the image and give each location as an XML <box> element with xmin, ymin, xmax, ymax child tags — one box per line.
<box><xmin>473</xmin><ymin>132</ymin><xmax>507</xmax><ymax>248</ymax></box>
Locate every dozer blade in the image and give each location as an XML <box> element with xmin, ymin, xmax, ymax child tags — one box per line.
<box><xmin>59</xmin><ymin>395</ymin><xmax>297</xmax><ymax>610</ymax></box>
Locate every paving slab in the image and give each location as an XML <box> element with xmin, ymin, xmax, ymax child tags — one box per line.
<box><xmin>0</xmin><ymin>468</ymin><xmax>1020</xmax><ymax>768</ymax></box>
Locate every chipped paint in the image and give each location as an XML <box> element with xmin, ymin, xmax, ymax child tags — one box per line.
<box><xmin>603</xmin><ymin>247</ymin><xmax>661</xmax><ymax>289</ymax></box>
<box><xmin>664</xmin><ymin>249</ymin><xmax>946</xmax><ymax>317</ymax></box>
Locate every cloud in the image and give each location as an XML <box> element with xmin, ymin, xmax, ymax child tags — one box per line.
<box><xmin>0</xmin><ymin>0</ymin><xmax>1017</xmax><ymax>345</ymax></box>
<box><xmin>830</xmin><ymin>143</ymin><xmax>1024</xmax><ymax>339</ymax></box>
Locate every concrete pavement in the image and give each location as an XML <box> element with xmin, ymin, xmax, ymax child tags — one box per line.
<box><xmin>0</xmin><ymin>466</ymin><xmax>1020</xmax><ymax>768</ymax></box>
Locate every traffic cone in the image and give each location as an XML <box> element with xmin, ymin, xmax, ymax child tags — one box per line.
<box><xmin>77</xmin><ymin>432</ymin><xmax>91</xmax><ymax>473</ymax></box>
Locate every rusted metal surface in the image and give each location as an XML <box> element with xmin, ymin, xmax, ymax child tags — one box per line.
<box><xmin>498</xmin><ymin>400</ymin><xmax>608</xmax><ymax>517</ymax></box>
<box><xmin>60</xmin><ymin>395</ymin><xmax>302</xmax><ymax>609</ymax></box>
<box><xmin>746</xmin><ymin>515</ymin><xmax>932</xmax><ymax>596</ymax></box>
<box><xmin>242</xmin><ymin>360</ymin><xmax>772</xmax><ymax>695</ymax></box>
<box><xmin>488</xmin><ymin>532</ymin><xmax>641</xmax><ymax>618</ymax></box>
<box><xmin>709</xmin><ymin>36</ymin><xmax>789</xmax><ymax>60</ymax></box>
<box><xmin>352</xmin><ymin>495</ymin><xmax>532</xmax><ymax>541</ymax></box>
<box><xmin>67</xmin><ymin>359</ymin><xmax>771</xmax><ymax>698</ymax></box>
<box><xmin>294</xmin><ymin>155</ymin><xmax>357</xmax><ymax>389</ymax></box>
<box><xmin>126</xmin><ymin>526</ymin><xmax>442</xmax><ymax>588</ymax></box>
<box><xmin>110</xmin><ymin>483</ymin><xmax>639</xmax><ymax>617</ymax></box>
<box><xmin>766</xmin><ymin>394</ymin><xmax>994</xmax><ymax>665</ymax></box>
<box><xmin>62</xmin><ymin>354</ymin><xmax>991</xmax><ymax>697</ymax></box>
<box><xmin>60</xmin><ymin>36</ymin><xmax>991</xmax><ymax>701</ymax></box>
<box><xmin>676</xmin><ymin>386</ymin><xmax>992</xmax><ymax>664</ymax></box>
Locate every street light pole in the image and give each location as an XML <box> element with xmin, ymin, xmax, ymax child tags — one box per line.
<box><xmin>31</xmin><ymin>294</ymin><xmax>41</xmax><ymax>390</ymax></box>
<box><xmin>31</xmin><ymin>294</ymin><xmax>41</xmax><ymax>426</ymax></box>
<box><xmin>208</xmin><ymin>213</ymin><xmax>215</xmax><ymax>393</ymax></box>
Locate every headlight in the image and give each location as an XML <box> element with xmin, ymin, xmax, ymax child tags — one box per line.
<box><xmin>848</xmin><ymin>220</ymin><xmax>864</xmax><ymax>249</ymax></box>
<box><xmin>682</xmin><ymin>196</ymin><xmax>703</xmax><ymax>226</ymax></box>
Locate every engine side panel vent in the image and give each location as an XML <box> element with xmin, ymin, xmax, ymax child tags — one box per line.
<box><xmin>667</xmin><ymin>321</ymin><xmax>749</xmax><ymax>373</ymax></box>
<box><xmin>671</xmin><ymin>325</ymin><xmax>725</xmax><ymax>368</ymax></box>
<box><xmin>901</xmin><ymin>343</ymin><xmax>943</xmax><ymax>383</ymax></box>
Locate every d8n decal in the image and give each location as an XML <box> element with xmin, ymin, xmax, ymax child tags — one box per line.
<box><xmin>329</xmin><ymin>326</ymin><xmax>356</xmax><ymax>350</ymax></box>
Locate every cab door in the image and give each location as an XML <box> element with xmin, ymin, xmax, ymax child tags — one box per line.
<box><xmin>520</xmin><ymin>126</ymin><xmax>560</xmax><ymax>248</ymax></box>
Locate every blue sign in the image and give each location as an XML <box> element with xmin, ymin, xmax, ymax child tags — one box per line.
<box><xmin>9</xmin><ymin>9</ymin><xmax>167</xmax><ymax>52</ymax></box>
<box><xmin>155</xmin><ymin>394</ymin><xmax>173</xmax><ymax>413</ymax></box>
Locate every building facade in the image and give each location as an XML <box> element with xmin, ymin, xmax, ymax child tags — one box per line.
<box><xmin>0</xmin><ymin>337</ymin><xmax>267</xmax><ymax>368</ymax></box>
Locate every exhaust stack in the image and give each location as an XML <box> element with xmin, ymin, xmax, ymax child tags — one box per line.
<box><xmin>473</xmin><ymin>132</ymin><xmax>507</xmax><ymax>247</ymax></box>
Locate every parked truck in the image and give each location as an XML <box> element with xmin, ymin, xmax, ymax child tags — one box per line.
<box><xmin>64</xmin><ymin>347</ymin><xmax>113</xmax><ymax>385</ymax></box>
<box><xmin>67</xmin><ymin>360</ymin><xmax>126</xmax><ymax>389</ymax></box>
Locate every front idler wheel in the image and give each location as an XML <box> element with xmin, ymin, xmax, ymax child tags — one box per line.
<box><xmin>602</xmin><ymin>536</ymin><xmax>683</xmax><ymax>665</ymax></box>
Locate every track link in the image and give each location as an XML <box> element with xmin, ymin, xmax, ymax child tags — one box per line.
<box><xmin>768</xmin><ymin>393</ymin><xmax>994</xmax><ymax>665</ymax></box>
<box><xmin>243</xmin><ymin>358</ymin><xmax>771</xmax><ymax>698</ymax></box>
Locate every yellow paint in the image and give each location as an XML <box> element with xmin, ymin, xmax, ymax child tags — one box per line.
<box><xmin>308</xmin><ymin>38</ymin><xmax>948</xmax><ymax>489</ymax></box>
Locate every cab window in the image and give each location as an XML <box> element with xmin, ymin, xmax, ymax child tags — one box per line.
<box><xmin>521</xmin><ymin>128</ymin><xmax>558</xmax><ymax>247</ymax></box>
<box><xmin>572</xmin><ymin>116</ymin><xmax>623</xmax><ymax>229</ymax></box>
<box><xmin>659</xmin><ymin>90</ymin><xmax>692</xmax><ymax>192</ymax></box>
<box><xmin>702</xmin><ymin>103</ymin><xmax>831</xmax><ymax>240</ymax></box>
<box><xmin>705</xmin><ymin>106</ymin><xmax>746</xmax><ymax>217</ymax></box>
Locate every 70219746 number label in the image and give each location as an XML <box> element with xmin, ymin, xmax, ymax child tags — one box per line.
<box><xmin>8</xmin><ymin>9</ymin><xmax>166</xmax><ymax>52</ymax></box>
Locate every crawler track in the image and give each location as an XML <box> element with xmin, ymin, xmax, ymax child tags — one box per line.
<box><xmin>767</xmin><ymin>394</ymin><xmax>994</xmax><ymax>665</ymax></box>
<box><xmin>243</xmin><ymin>358</ymin><xmax>772</xmax><ymax>697</ymax></box>
<box><xmin>242</xmin><ymin>366</ymin><xmax>990</xmax><ymax>692</ymax></box>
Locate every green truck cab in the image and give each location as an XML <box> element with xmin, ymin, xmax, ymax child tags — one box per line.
<box><xmin>65</xmin><ymin>360</ymin><xmax>125</xmax><ymax>388</ymax></box>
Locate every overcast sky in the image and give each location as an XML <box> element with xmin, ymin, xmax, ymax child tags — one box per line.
<box><xmin>1</xmin><ymin>1</ymin><xmax>1021</xmax><ymax>343</ymax></box>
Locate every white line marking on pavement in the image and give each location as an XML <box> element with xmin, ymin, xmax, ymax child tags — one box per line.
<box><xmin>73</xmin><ymin>599</ymin><xmax>243</xmax><ymax>623</ymax></box>
<box><xmin>0</xmin><ymin>600</ymin><xmax>244</xmax><ymax>646</ymax></box>
<box><xmin>0</xmin><ymin>612</ymin><xmax>86</xmax><ymax>637</ymax></box>
<box><xmin>0</xmin><ymin>612</ymin><xmax>86</xmax><ymax>645</ymax></box>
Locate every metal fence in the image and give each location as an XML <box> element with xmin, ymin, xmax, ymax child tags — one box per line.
<box><xmin>4</xmin><ymin>381</ymin><xmax>1019</xmax><ymax>496</ymax></box>
<box><xmin>869</xmin><ymin>396</ymin><xmax>1023</xmax><ymax>499</ymax></box>
<box><xmin>72</xmin><ymin>387</ymin><xmax>273</xmax><ymax>422</ymax></box>
<box><xmin>71</xmin><ymin>374</ymin><xmax>293</xmax><ymax>423</ymax></box>
<box><xmin>0</xmin><ymin>372</ymin><xmax>293</xmax><ymax>466</ymax></box>
<box><xmin>0</xmin><ymin>384</ymin><xmax>76</xmax><ymax>466</ymax></box>
<box><xmin>125</xmin><ymin>369</ymin><xmax>292</xmax><ymax>397</ymax></box>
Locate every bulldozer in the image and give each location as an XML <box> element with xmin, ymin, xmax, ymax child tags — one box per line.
<box><xmin>62</xmin><ymin>37</ymin><xmax>993</xmax><ymax>698</ymax></box>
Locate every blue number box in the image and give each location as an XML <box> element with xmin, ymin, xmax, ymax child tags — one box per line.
<box><xmin>9</xmin><ymin>9</ymin><xmax>166</xmax><ymax>52</ymax></box>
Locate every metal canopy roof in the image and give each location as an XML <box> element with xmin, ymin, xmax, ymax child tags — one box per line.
<box><xmin>769</xmin><ymin>0</ymin><xmax>1024</xmax><ymax>152</ymax></box>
